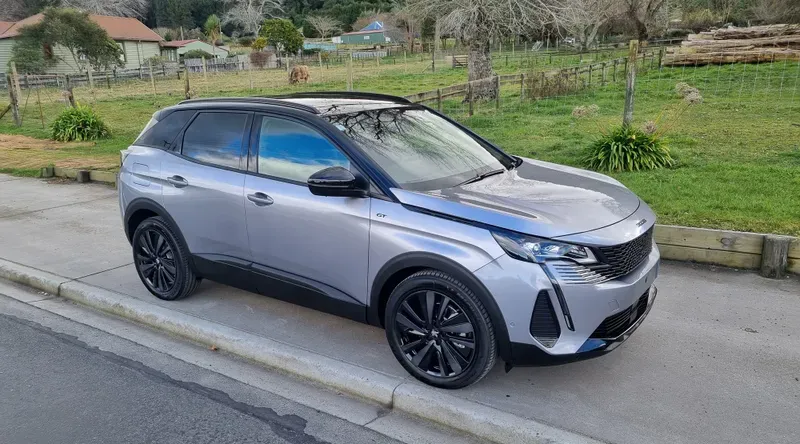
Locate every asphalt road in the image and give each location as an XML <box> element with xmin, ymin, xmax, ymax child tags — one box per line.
<box><xmin>0</xmin><ymin>296</ymin><xmax>401</xmax><ymax>444</ymax></box>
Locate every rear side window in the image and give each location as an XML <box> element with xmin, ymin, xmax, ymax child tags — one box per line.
<box><xmin>182</xmin><ymin>112</ymin><xmax>249</xmax><ymax>169</ymax></box>
<box><xmin>135</xmin><ymin>110</ymin><xmax>194</xmax><ymax>149</ymax></box>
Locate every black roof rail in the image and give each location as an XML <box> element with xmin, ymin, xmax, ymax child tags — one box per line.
<box><xmin>269</xmin><ymin>91</ymin><xmax>412</xmax><ymax>104</ymax></box>
<box><xmin>178</xmin><ymin>97</ymin><xmax>320</xmax><ymax>114</ymax></box>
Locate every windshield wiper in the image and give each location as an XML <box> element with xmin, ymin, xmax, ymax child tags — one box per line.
<box><xmin>458</xmin><ymin>168</ymin><xmax>506</xmax><ymax>186</ymax></box>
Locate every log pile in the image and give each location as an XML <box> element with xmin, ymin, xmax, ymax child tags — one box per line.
<box><xmin>663</xmin><ymin>24</ymin><xmax>800</xmax><ymax>66</ymax></box>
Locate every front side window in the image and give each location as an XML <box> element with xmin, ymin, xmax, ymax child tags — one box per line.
<box><xmin>257</xmin><ymin>116</ymin><xmax>349</xmax><ymax>183</ymax></box>
<box><xmin>182</xmin><ymin>112</ymin><xmax>248</xmax><ymax>169</ymax></box>
<box><xmin>324</xmin><ymin>107</ymin><xmax>507</xmax><ymax>191</ymax></box>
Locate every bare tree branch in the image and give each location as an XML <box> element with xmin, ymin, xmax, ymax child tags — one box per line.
<box><xmin>556</xmin><ymin>0</ymin><xmax>617</xmax><ymax>51</ymax></box>
<box><xmin>61</xmin><ymin>0</ymin><xmax>149</xmax><ymax>18</ymax></box>
<box><xmin>222</xmin><ymin>0</ymin><xmax>283</xmax><ymax>36</ymax></box>
<box><xmin>306</xmin><ymin>15</ymin><xmax>340</xmax><ymax>39</ymax></box>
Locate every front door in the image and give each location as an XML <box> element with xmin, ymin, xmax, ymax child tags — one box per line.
<box><xmin>244</xmin><ymin>114</ymin><xmax>371</xmax><ymax>309</ymax></box>
<box><xmin>161</xmin><ymin>111</ymin><xmax>252</xmax><ymax>264</ymax></box>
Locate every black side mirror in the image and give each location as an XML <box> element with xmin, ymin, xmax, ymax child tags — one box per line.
<box><xmin>307</xmin><ymin>166</ymin><xmax>368</xmax><ymax>197</ymax></box>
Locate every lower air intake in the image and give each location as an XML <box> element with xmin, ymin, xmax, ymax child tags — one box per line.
<box><xmin>530</xmin><ymin>290</ymin><xmax>561</xmax><ymax>348</ymax></box>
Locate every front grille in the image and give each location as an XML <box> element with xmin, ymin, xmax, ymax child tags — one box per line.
<box><xmin>530</xmin><ymin>290</ymin><xmax>560</xmax><ymax>347</ymax></box>
<box><xmin>590</xmin><ymin>227</ymin><xmax>654</xmax><ymax>280</ymax></box>
<box><xmin>590</xmin><ymin>291</ymin><xmax>649</xmax><ymax>339</ymax></box>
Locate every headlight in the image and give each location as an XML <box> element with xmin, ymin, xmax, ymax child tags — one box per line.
<box><xmin>492</xmin><ymin>231</ymin><xmax>597</xmax><ymax>264</ymax></box>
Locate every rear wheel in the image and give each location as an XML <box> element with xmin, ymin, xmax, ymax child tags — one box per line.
<box><xmin>385</xmin><ymin>270</ymin><xmax>496</xmax><ymax>389</ymax></box>
<box><xmin>132</xmin><ymin>216</ymin><xmax>200</xmax><ymax>301</ymax></box>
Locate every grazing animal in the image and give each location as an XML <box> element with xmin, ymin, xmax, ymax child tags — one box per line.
<box><xmin>289</xmin><ymin>65</ymin><xmax>311</xmax><ymax>84</ymax></box>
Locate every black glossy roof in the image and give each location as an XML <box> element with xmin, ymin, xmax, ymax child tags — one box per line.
<box><xmin>178</xmin><ymin>92</ymin><xmax>412</xmax><ymax>116</ymax></box>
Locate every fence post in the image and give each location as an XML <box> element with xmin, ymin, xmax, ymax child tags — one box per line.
<box><xmin>495</xmin><ymin>76</ymin><xmax>501</xmax><ymax>110</ymax></box>
<box><xmin>613</xmin><ymin>59</ymin><xmax>618</xmax><ymax>82</ymax></box>
<box><xmin>520</xmin><ymin>73</ymin><xmax>525</xmax><ymax>100</ymax></box>
<box><xmin>148</xmin><ymin>61</ymin><xmax>156</xmax><ymax>97</ymax></box>
<box><xmin>431</xmin><ymin>47</ymin><xmax>435</xmax><ymax>72</ymax></box>
<box><xmin>105</xmin><ymin>72</ymin><xmax>111</xmax><ymax>89</ymax></box>
<box><xmin>202</xmin><ymin>57</ymin><xmax>207</xmax><ymax>80</ymax></box>
<box><xmin>623</xmin><ymin>40</ymin><xmax>639</xmax><ymax>127</ymax></box>
<box><xmin>403</xmin><ymin>51</ymin><xmax>407</xmax><ymax>74</ymax></box>
<box><xmin>87</xmin><ymin>66</ymin><xmax>94</xmax><ymax>89</ymax></box>
<box><xmin>184</xmin><ymin>67</ymin><xmax>190</xmax><ymax>99</ymax></box>
<box><xmin>658</xmin><ymin>47</ymin><xmax>664</xmax><ymax>68</ymax></box>
<box><xmin>467</xmin><ymin>81</ymin><xmax>474</xmax><ymax>116</ymax></box>
<box><xmin>5</xmin><ymin>74</ymin><xmax>21</xmax><ymax>127</ymax></box>
<box><xmin>601</xmin><ymin>62</ymin><xmax>607</xmax><ymax>85</ymax></box>
<box><xmin>36</xmin><ymin>86</ymin><xmax>44</xmax><ymax>129</ymax></box>
<box><xmin>64</xmin><ymin>73</ymin><xmax>76</xmax><ymax>108</ymax></box>
<box><xmin>248</xmin><ymin>61</ymin><xmax>254</xmax><ymax>90</ymax></box>
<box><xmin>347</xmin><ymin>54</ymin><xmax>354</xmax><ymax>91</ymax></box>
<box><xmin>437</xmin><ymin>88</ymin><xmax>442</xmax><ymax>112</ymax></box>
<box><xmin>318</xmin><ymin>51</ymin><xmax>323</xmax><ymax>82</ymax></box>
<box><xmin>539</xmin><ymin>71</ymin><xmax>545</xmax><ymax>97</ymax></box>
<box><xmin>574</xmin><ymin>67</ymin><xmax>579</xmax><ymax>90</ymax></box>
<box><xmin>8</xmin><ymin>63</ymin><xmax>22</xmax><ymax>126</ymax></box>
<box><xmin>588</xmin><ymin>65</ymin><xmax>593</xmax><ymax>87</ymax></box>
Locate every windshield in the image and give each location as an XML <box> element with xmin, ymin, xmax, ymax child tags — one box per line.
<box><xmin>324</xmin><ymin>107</ymin><xmax>508</xmax><ymax>191</ymax></box>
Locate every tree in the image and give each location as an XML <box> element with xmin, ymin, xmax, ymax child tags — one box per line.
<box><xmin>222</xmin><ymin>0</ymin><xmax>283</xmax><ymax>36</ymax></box>
<box><xmin>183</xmin><ymin>48</ymin><xmax>214</xmax><ymax>59</ymax></box>
<box><xmin>321</xmin><ymin>0</ymin><xmax>395</xmax><ymax>31</ymax></box>
<box><xmin>407</xmin><ymin>0</ymin><xmax>559</xmax><ymax>99</ymax></box>
<box><xmin>749</xmin><ymin>0</ymin><xmax>800</xmax><ymax>24</ymax></box>
<box><xmin>623</xmin><ymin>0</ymin><xmax>668</xmax><ymax>41</ymax></box>
<box><xmin>204</xmin><ymin>14</ymin><xmax>221</xmax><ymax>56</ymax></box>
<box><xmin>259</xmin><ymin>18</ymin><xmax>304</xmax><ymax>54</ymax></box>
<box><xmin>306</xmin><ymin>14</ymin><xmax>340</xmax><ymax>39</ymax></box>
<box><xmin>61</xmin><ymin>0</ymin><xmax>148</xmax><ymax>18</ymax></box>
<box><xmin>10</xmin><ymin>8</ymin><xmax>123</xmax><ymax>74</ymax></box>
<box><xmin>557</xmin><ymin>0</ymin><xmax>617</xmax><ymax>51</ymax></box>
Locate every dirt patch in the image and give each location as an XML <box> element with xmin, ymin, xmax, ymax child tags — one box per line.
<box><xmin>0</xmin><ymin>134</ymin><xmax>118</xmax><ymax>170</ymax></box>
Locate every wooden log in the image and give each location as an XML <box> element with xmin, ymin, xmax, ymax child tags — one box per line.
<box><xmin>760</xmin><ymin>235</ymin><xmax>792</xmax><ymax>278</ymax></box>
<box><xmin>710</xmin><ymin>24</ymin><xmax>800</xmax><ymax>40</ymax></box>
<box><xmin>681</xmin><ymin>35</ymin><xmax>800</xmax><ymax>49</ymax></box>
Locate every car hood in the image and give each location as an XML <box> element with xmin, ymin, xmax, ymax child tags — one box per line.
<box><xmin>391</xmin><ymin>157</ymin><xmax>641</xmax><ymax>239</ymax></box>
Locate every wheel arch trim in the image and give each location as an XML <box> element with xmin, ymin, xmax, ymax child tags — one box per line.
<box><xmin>368</xmin><ymin>252</ymin><xmax>512</xmax><ymax>362</ymax></box>
<box><xmin>124</xmin><ymin>198</ymin><xmax>187</xmax><ymax>250</ymax></box>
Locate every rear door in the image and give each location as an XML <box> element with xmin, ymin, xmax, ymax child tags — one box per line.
<box><xmin>243</xmin><ymin>114</ymin><xmax>371</xmax><ymax>306</ymax></box>
<box><xmin>161</xmin><ymin>111</ymin><xmax>253</xmax><ymax>264</ymax></box>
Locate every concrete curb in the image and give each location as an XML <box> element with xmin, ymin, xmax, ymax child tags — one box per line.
<box><xmin>0</xmin><ymin>258</ymin><xmax>601</xmax><ymax>444</ymax></box>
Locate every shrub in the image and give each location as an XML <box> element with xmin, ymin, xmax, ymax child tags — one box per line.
<box><xmin>238</xmin><ymin>36</ymin><xmax>255</xmax><ymax>47</ymax></box>
<box><xmin>583</xmin><ymin>126</ymin><xmax>674</xmax><ymax>173</ymax></box>
<box><xmin>51</xmin><ymin>105</ymin><xmax>111</xmax><ymax>142</ymax></box>
<box><xmin>252</xmin><ymin>36</ymin><xmax>268</xmax><ymax>52</ymax></box>
<box><xmin>572</xmin><ymin>104</ymin><xmax>599</xmax><ymax>118</ymax></box>
<box><xmin>183</xmin><ymin>49</ymin><xmax>213</xmax><ymax>60</ymax></box>
<box><xmin>249</xmin><ymin>50</ymin><xmax>272</xmax><ymax>68</ymax></box>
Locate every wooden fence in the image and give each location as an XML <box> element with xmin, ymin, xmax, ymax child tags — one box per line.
<box><xmin>403</xmin><ymin>49</ymin><xmax>663</xmax><ymax>114</ymax></box>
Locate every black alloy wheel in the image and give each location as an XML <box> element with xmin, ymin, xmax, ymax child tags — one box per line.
<box><xmin>395</xmin><ymin>289</ymin><xmax>476</xmax><ymax>378</ymax></box>
<box><xmin>136</xmin><ymin>228</ymin><xmax>177</xmax><ymax>294</ymax></box>
<box><xmin>385</xmin><ymin>270</ymin><xmax>496</xmax><ymax>389</ymax></box>
<box><xmin>132</xmin><ymin>216</ymin><xmax>200</xmax><ymax>301</ymax></box>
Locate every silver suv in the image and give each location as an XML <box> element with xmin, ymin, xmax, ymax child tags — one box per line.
<box><xmin>119</xmin><ymin>93</ymin><xmax>660</xmax><ymax>389</ymax></box>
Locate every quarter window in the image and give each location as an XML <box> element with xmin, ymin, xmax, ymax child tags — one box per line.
<box><xmin>182</xmin><ymin>112</ymin><xmax>249</xmax><ymax>169</ymax></box>
<box><xmin>257</xmin><ymin>116</ymin><xmax>349</xmax><ymax>182</ymax></box>
<box><xmin>136</xmin><ymin>110</ymin><xmax>195</xmax><ymax>149</ymax></box>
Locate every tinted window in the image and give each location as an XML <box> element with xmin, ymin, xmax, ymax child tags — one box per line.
<box><xmin>136</xmin><ymin>110</ymin><xmax>194</xmax><ymax>148</ymax></box>
<box><xmin>182</xmin><ymin>112</ymin><xmax>248</xmax><ymax>169</ymax></box>
<box><xmin>257</xmin><ymin>117</ymin><xmax>349</xmax><ymax>182</ymax></box>
<box><xmin>324</xmin><ymin>107</ymin><xmax>506</xmax><ymax>191</ymax></box>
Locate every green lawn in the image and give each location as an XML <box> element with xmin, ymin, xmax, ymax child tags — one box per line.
<box><xmin>1</xmin><ymin>58</ymin><xmax>798</xmax><ymax>235</ymax></box>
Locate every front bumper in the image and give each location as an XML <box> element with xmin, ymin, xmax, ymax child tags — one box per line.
<box><xmin>509</xmin><ymin>285</ymin><xmax>657</xmax><ymax>366</ymax></box>
<box><xmin>473</xmin><ymin>242</ymin><xmax>660</xmax><ymax>366</ymax></box>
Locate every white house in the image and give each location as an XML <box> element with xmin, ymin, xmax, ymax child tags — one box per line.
<box><xmin>160</xmin><ymin>39</ymin><xmax>229</xmax><ymax>61</ymax></box>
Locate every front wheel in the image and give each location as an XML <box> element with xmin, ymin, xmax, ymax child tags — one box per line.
<box><xmin>385</xmin><ymin>270</ymin><xmax>496</xmax><ymax>389</ymax></box>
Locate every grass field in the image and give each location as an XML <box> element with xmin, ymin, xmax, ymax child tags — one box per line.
<box><xmin>1</xmin><ymin>56</ymin><xmax>799</xmax><ymax>235</ymax></box>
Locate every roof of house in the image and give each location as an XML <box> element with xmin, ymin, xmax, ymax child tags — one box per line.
<box><xmin>0</xmin><ymin>13</ymin><xmax>163</xmax><ymax>42</ymax></box>
<box><xmin>160</xmin><ymin>39</ymin><xmax>199</xmax><ymax>48</ymax></box>
<box><xmin>341</xmin><ymin>29</ymin><xmax>386</xmax><ymax>36</ymax></box>
<box><xmin>360</xmin><ymin>21</ymin><xmax>384</xmax><ymax>31</ymax></box>
<box><xmin>0</xmin><ymin>21</ymin><xmax>14</xmax><ymax>35</ymax></box>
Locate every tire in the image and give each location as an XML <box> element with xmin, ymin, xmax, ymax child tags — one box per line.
<box><xmin>131</xmin><ymin>216</ymin><xmax>201</xmax><ymax>301</ymax></box>
<box><xmin>385</xmin><ymin>269</ymin><xmax>496</xmax><ymax>389</ymax></box>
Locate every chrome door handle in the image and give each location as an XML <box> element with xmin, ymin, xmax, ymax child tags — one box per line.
<box><xmin>247</xmin><ymin>192</ymin><xmax>274</xmax><ymax>206</ymax></box>
<box><xmin>166</xmin><ymin>175</ymin><xmax>188</xmax><ymax>188</ymax></box>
